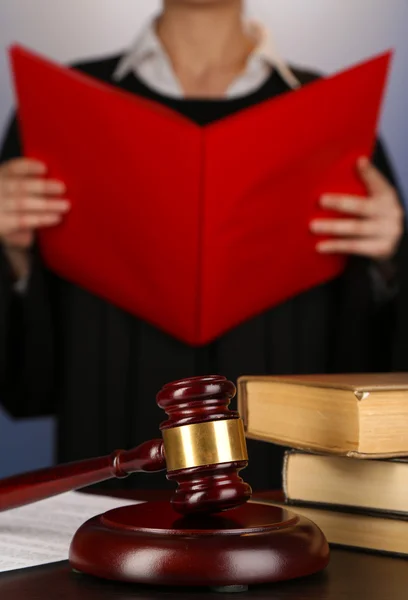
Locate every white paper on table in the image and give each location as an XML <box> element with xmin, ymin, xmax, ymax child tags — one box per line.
<box><xmin>0</xmin><ymin>491</ymin><xmax>140</xmax><ymax>573</ymax></box>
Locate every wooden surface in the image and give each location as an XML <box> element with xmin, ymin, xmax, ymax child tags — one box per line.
<box><xmin>0</xmin><ymin>489</ymin><xmax>407</xmax><ymax>599</ymax></box>
<box><xmin>0</xmin><ymin>549</ymin><xmax>407</xmax><ymax>600</ymax></box>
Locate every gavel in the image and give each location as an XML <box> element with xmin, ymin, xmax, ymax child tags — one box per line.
<box><xmin>0</xmin><ymin>374</ymin><xmax>330</xmax><ymax>589</ymax></box>
<box><xmin>0</xmin><ymin>375</ymin><xmax>252</xmax><ymax>515</ymax></box>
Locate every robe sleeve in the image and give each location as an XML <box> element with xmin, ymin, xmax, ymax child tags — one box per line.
<box><xmin>331</xmin><ymin>136</ymin><xmax>408</xmax><ymax>374</ymax></box>
<box><xmin>370</xmin><ymin>138</ymin><xmax>406</xmax><ymax>299</ymax></box>
<box><xmin>376</xmin><ymin>141</ymin><xmax>408</xmax><ymax>370</ymax></box>
<box><xmin>0</xmin><ymin>113</ymin><xmax>56</xmax><ymax>418</ymax></box>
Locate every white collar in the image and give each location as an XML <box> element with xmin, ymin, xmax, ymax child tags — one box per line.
<box><xmin>113</xmin><ymin>19</ymin><xmax>301</xmax><ymax>90</ymax></box>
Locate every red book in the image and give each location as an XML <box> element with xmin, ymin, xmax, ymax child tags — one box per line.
<box><xmin>9</xmin><ymin>45</ymin><xmax>391</xmax><ymax>346</ymax></box>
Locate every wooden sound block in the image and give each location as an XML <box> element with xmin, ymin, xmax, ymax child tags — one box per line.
<box><xmin>69</xmin><ymin>501</ymin><xmax>330</xmax><ymax>591</ymax></box>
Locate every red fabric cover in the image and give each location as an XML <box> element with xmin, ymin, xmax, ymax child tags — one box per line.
<box><xmin>9</xmin><ymin>46</ymin><xmax>391</xmax><ymax>345</ymax></box>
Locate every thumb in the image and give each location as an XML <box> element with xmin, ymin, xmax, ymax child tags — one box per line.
<box><xmin>357</xmin><ymin>156</ymin><xmax>390</xmax><ymax>196</ymax></box>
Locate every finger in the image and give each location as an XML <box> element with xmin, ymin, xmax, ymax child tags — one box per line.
<box><xmin>2</xmin><ymin>196</ymin><xmax>70</xmax><ymax>213</ymax></box>
<box><xmin>2</xmin><ymin>212</ymin><xmax>62</xmax><ymax>233</ymax></box>
<box><xmin>310</xmin><ymin>218</ymin><xmax>380</xmax><ymax>237</ymax></box>
<box><xmin>0</xmin><ymin>158</ymin><xmax>47</xmax><ymax>177</ymax></box>
<box><xmin>2</xmin><ymin>177</ymin><xmax>66</xmax><ymax>197</ymax></box>
<box><xmin>316</xmin><ymin>237</ymin><xmax>394</xmax><ymax>258</ymax></box>
<box><xmin>320</xmin><ymin>194</ymin><xmax>377</xmax><ymax>217</ymax></box>
<box><xmin>357</xmin><ymin>156</ymin><xmax>391</xmax><ymax>196</ymax></box>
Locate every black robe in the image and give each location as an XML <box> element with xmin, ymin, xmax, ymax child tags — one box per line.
<box><xmin>1</xmin><ymin>55</ymin><xmax>407</xmax><ymax>493</ymax></box>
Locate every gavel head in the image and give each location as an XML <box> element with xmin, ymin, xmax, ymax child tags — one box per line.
<box><xmin>157</xmin><ymin>375</ymin><xmax>252</xmax><ymax>516</ymax></box>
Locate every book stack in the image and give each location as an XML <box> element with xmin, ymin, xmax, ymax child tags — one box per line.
<box><xmin>238</xmin><ymin>373</ymin><xmax>408</xmax><ymax>557</ymax></box>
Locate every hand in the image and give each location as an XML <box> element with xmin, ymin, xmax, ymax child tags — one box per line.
<box><xmin>0</xmin><ymin>158</ymin><xmax>69</xmax><ymax>251</ymax></box>
<box><xmin>310</xmin><ymin>157</ymin><xmax>405</xmax><ymax>260</ymax></box>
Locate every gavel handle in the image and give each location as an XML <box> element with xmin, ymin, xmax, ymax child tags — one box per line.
<box><xmin>0</xmin><ymin>439</ymin><xmax>165</xmax><ymax>512</ymax></box>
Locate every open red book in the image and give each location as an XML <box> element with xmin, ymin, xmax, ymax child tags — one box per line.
<box><xmin>9</xmin><ymin>46</ymin><xmax>391</xmax><ymax>345</ymax></box>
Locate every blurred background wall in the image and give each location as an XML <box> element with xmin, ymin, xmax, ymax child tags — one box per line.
<box><xmin>0</xmin><ymin>0</ymin><xmax>407</xmax><ymax>477</ymax></box>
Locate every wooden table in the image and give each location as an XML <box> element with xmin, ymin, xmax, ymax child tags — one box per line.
<box><xmin>0</xmin><ymin>490</ymin><xmax>406</xmax><ymax>599</ymax></box>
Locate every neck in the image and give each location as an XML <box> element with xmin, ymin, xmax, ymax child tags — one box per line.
<box><xmin>158</xmin><ymin>1</ymin><xmax>251</xmax><ymax>76</ymax></box>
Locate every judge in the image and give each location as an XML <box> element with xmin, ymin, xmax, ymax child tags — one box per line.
<box><xmin>0</xmin><ymin>0</ymin><xmax>407</xmax><ymax>492</ymax></box>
